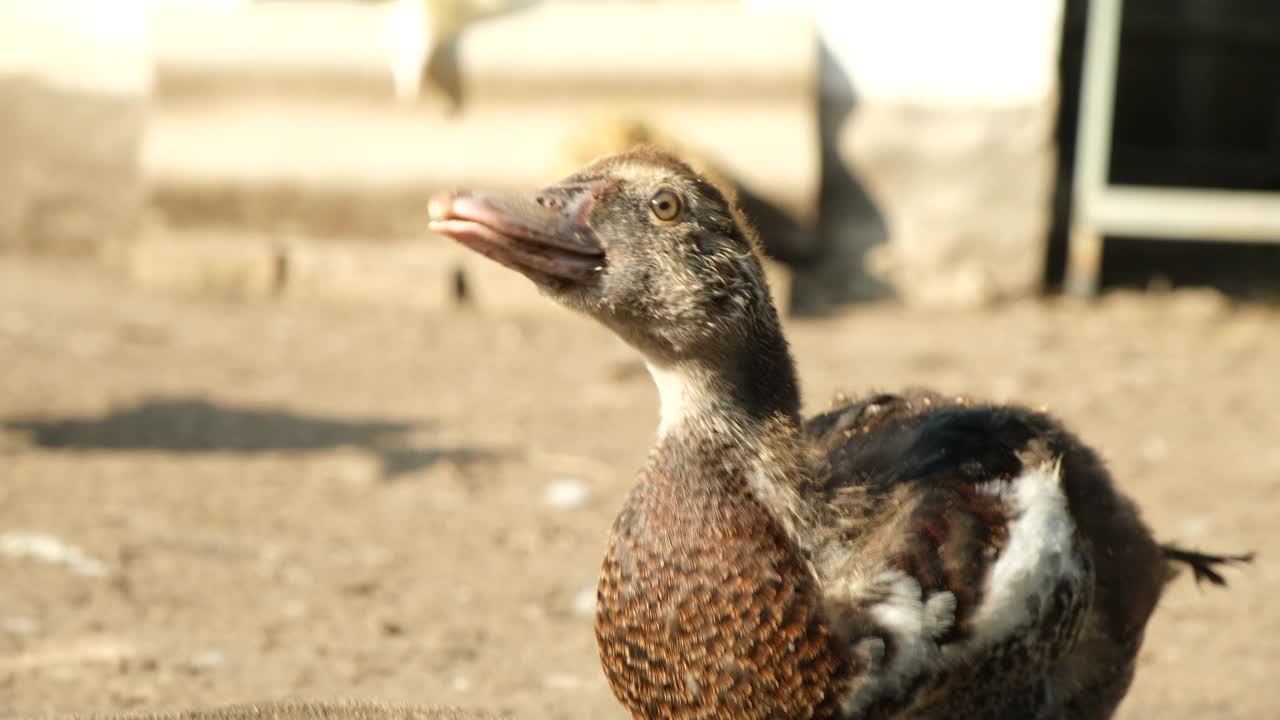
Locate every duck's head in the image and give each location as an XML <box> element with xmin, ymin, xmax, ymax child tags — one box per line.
<box><xmin>428</xmin><ymin>146</ymin><xmax>780</xmax><ymax>367</ymax></box>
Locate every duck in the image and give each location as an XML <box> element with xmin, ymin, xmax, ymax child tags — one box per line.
<box><xmin>427</xmin><ymin>146</ymin><xmax>1251</xmax><ymax>719</ymax></box>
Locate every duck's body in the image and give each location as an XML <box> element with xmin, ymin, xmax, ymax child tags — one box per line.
<box><xmin>428</xmin><ymin>146</ymin><xmax>1248</xmax><ymax>719</ymax></box>
<box><xmin>803</xmin><ymin>392</ymin><xmax>1106</xmax><ymax>718</ymax></box>
<box><xmin>594</xmin><ymin>363</ymin><xmax>1103</xmax><ymax>718</ymax></box>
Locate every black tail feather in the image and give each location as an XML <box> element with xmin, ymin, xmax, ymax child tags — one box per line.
<box><xmin>1161</xmin><ymin>545</ymin><xmax>1254</xmax><ymax>586</ymax></box>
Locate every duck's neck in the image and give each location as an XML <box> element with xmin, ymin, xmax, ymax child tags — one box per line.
<box><xmin>642</xmin><ymin>327</ymin><xmax>823</xmax><ymax>550</ymax></box>
<box><xmin>646</xmin><ymin>326</ymin><xmax>802</xmax><ymax>440</ymax></box>
<box><xmin>599</xmin><ymin>339</ymin><xmax>850</xmax><ymax>716</ymax></box>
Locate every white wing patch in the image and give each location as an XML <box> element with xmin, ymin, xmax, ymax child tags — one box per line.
<box><xmin>965</xmin><ymin>458</ymin><xmax>1085</xmax><ymax>647</ymax></box>
<box><xmin>835</xmin><ymin>457</ymin><xmax>1086</xmax><ymax>715</ymax></box>
<box><xmin>839</xmin><ymin>571</ymin><xmax>957</xmax><ymax>716</ymax></box>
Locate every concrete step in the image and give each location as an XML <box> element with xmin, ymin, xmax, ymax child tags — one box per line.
<box><xmin>121</xmin><ymin>228</ymin><xmax>791</xmax><ymax>316</ymax></box>
<box><xmin>144</xmin><ymin>99</ymin><xmax>815</xmax><ymax>238</ymax></box>
<box><xmin>143</xmin><ymin>1</ymin><xmax>819</xmax><ymax>238</ymax></box>
<box><xmin>122</xmin><ymin>229</ymin><xmax>543</xmax><ymax>310</ymax></box>
<box><xmin>150</xmin><ymin>1</ymin><xmax>813</xmax><ymax>104</ymax></box>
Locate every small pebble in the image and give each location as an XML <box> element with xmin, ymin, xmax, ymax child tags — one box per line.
<box><xmin>1139</xmin><ymin>434</ymin><xmax>1169</xmax><ymax>463</ymax></box>
<box><xmin>544</xmin><ymin>478</ymin><xmax>591</xmax><ymax>509</ymax></box>
<box><xmin>573</xmin><ymin>585</ymin><xmax>597</xmax><ymax>618</ymax></box>
<box><xmin>0</xmin><ymin>531</ymin><xmax>107</xmax><ymax>577</ymax></box>
<box><xmin>543</xmin><ymin>672</ymin><xmax>582</xmax><ymax>689</ymax></box>
<box><xmin>1180</xmin><ymin>516</ymin><xmax>1214</xmax><ymax>542</ymax></box>
<box><xmin>2</xmin><ymin>616</ymin><xmax>38</xmax><ymax>636</ymax></box>
<box><xmin>188</xmin><ymin>649</ymin><xmax>226</xmax><ymax>672</ymax></box>
<box><xmin>281</xmin><ymin>600</ymin><xmax>310</xmax><ymax>620</ymax></box>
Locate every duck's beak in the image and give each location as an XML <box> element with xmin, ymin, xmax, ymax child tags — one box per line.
<box><xmin>428</xmin><ymin>184</ymin><xmax>605</xmax><ymax>289</ymax></box>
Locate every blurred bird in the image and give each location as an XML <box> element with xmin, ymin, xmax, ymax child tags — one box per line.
<box><xmin>383</xmin><ymin>0</ymin><xmax>530</xmax><ymax>112</ymax></box>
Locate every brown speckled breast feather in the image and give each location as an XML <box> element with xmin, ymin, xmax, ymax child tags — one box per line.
<box><xmin>595</xmin><ymin>432</ymin><xmax>854</xmax><ymax>720</ymax></box>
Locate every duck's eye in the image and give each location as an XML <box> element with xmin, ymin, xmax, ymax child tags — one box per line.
<box><xmin>649</xmin><ymin>188</ymin><xmax>685</xmax><ymax>223</ymax></box>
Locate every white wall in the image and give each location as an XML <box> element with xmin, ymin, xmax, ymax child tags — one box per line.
<box><xmin>0</xmin><ymin>0</ymin><xmax>150</xmax><ymax>95</ymax></box>
<box><xmin>754</xmin><ymin>0</ymin><xmax>1066</xmax><ymax>307</ymax></box>
<box><xmin>750</xmin><ymin>0</ymin><xmax>1063</xmax><ymax>105</ymax></box>
<box><xmin>0</xmin><ymin>1</ymin><xmax>149</xmax><ymax>253</ymax></box>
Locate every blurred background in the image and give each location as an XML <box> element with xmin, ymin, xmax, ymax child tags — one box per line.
<box><xmin>0</xmin><ymin>1</ymin><xmax>1276</xmax><ymax>718</ymax></box>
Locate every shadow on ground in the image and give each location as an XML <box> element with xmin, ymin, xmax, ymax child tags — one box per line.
<box><xmin>3</xmin><ymin>396</ymin><xmax>506</xmax><ymax>479</ymax></box>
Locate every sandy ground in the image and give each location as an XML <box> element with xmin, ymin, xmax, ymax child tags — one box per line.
<box><xmin>0</xmin><ymin>255</ymin><xmax>1275</xmax><ymax>719</ymax></box>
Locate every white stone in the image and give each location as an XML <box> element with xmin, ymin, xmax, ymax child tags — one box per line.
<box><xmin>188</xmin><ymin>649</ymin><xmax>227</xmax><ymax>671</ymax></box>
<box><xmin>542</xmin><ymin>672</ymin><xmax>582</xmax><ymax>690</ymax></box>
<box><xmin>0</xmin><ymin>531</ymin><xmax>107</xmax><ymax>577</ymax></box>
<box><xmin>572</xmin><ymin>585</ymin><xmax>597</xmax><ymax>618</ymax></box>
<box><xmin>544</xmin><ymin>478</ymin><xmax>591</xmax><ymax>510</ymax></box>
<box><xmin>1</xmin><ymin>616</ymin><xmax>39</xmax><ymax>636</ymax></box>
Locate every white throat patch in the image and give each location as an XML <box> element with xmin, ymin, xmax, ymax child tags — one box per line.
<box><xmin>643</xmin><ymin>360</ymin><xmax>820</xmax><ymax>551</ymax></box>
<box><xmin>646</xmin><ymin>361</ymin><xmax>693</xmax><ymax>438</ymax></box>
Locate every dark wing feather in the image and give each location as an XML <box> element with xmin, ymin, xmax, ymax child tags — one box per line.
<box><xmin>810</xmin><ymin>390</ymin><xmax>1251</xmax><ymax>718</ymax></box>
<box><xmin>1160</xmin><ymin>545</ymin><xmax>1254</xmax><ymax>586</ymax></box>
<box><xmin>898</xmin><ymin>406</ymin><xmax>1037</xmax><ymax>483</ymax></box>
<box><xmin>807</xmin><ymin>391</ymin><xmax>1052</xmax><ymax>642</ymax></box>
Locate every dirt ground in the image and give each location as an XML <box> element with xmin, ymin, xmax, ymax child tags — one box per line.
<box><xmin>0</xmin><ymin>255</ymin><xmax>1275</xmax><ymax>719</ymax></box>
